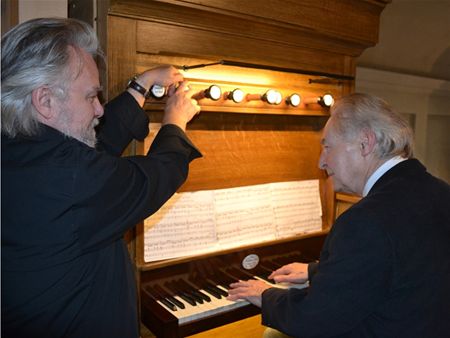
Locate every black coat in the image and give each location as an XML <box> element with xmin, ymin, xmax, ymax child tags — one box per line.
<box><xmin>262</xmin><ymin>159</ymin><xmax>450</xmax><ymax>338</ymax></box>
<box><xmin>1</xmin><ymin>92</ymin><xmax>201</xmax><ymax>338</ymax></box>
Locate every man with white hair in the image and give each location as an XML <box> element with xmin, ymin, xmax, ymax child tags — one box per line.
<box><xmin>2</xmin><ymin>17</ymin><xmax>201</xmax><ymax>337</ymax></box>
<box><xmin>228</xmin><ymin>93</ymin><xmax>450</xmax><ymax>338</ymax></box>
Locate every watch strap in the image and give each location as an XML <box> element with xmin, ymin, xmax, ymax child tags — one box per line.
<box><xmin>127</xmin><ymin>78</ymin><xmax>151</xmax><ymax>99</ymax></box>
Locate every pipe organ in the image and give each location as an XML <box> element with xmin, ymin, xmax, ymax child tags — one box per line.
<box><xmin>104</xmin><ymin>0</ymin><xmax>388</xmax><ymax>336</ymax></box>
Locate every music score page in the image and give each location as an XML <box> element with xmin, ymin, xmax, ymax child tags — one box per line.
<box><xmin>144</xmin><ymin>180</ymin><xmax>322</xmax><ymax>262</ymax></box>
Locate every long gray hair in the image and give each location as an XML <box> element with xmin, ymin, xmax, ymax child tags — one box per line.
<box><xmin>330</xmin><ymin>93</ymin><xmax>414</xmax><ymax>159</ymax></box>
<box><xmin>1</xmin><ymin>17</ymin><xmax>103</xmax><ymax>137</ymax></box>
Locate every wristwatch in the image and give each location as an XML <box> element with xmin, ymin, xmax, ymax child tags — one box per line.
<box><xmin>127</xmin><ymin>77</ymin><xmax>151</xmax><ymax>99</ymax></box>
<box><xmin>149</xmin><ymin>84</ymin><xmax>166</xmax><ymax>99</ymax></box>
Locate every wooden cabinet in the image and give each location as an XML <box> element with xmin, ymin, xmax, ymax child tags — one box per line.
<box><xmin>102</xmin><ymin>1</ymin><xmax>388</xmax><ymax>336</ymax></box>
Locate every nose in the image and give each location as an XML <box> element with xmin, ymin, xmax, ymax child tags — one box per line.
<box><xmin>94</xmin><ymin>97</ymin><xmax>104</xmax><ymax>118</ymax></box>
<box><xmin>318</xmin><ymin>151</ymin><xmax>326</xmax><ymax>170</ymax></box>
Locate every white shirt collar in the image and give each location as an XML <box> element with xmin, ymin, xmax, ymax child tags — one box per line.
<box><xmin>362</xmin><ymin>156</ymin><xmax>407</xmax><ymax>197</ymax></box>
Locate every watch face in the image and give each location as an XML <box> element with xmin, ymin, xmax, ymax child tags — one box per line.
<box><xmin>151</xmin><ymin>85</ymin><xmax>166</xmax><ymax>98</ymax></box>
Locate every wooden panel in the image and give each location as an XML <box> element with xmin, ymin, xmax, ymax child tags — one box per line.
<box><xmin>163</xmin><ymin>0</ymin><xmax>387</xmax><ymax>43</ymax></box>
<box><xmin>140</xmin><ymin>113</ymin><xmax>327</xmax><ymax>190</ymax></box>
<box><xmin>140</xmin><ymin>315</ymin><xmax>266</xmax><ymax>338</ymax></box>
<box><xmin>1</xmin><ymin>0</ymin><xmax>18</xmax><ymax>36</ymax></box>
<box><xmin>109</xmin><ymin>0</ymin><xmax>388</xmax><ymax>57</ymax></box>
<box><xmin>335</xmin><ymin>192</ymin><xmax>361</xmax><ymax>219</ymax></box>
<box><xmin>135</xmin><ymin>20</ymin><xmax>353</xmax><ymax>77</ymax></box>
<box><xmin>107</xmin><ymin>16</ymin><xmax>138</xmax><ymax>100</ymax></box>
<box><xmin>179</xmin><ymin>128</ymin><xmax>324</xmax><ymax>191</ymax></box>
<box><xmin>185</xmin><ymin>315</ymin><xmax>265</xmax><ymax>338</ymax></box>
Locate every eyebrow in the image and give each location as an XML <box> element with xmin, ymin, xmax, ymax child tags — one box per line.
<box><xmin>87</xmin><ymin>86</ymin><xmax>103</xmax><ymax>96</ymax></box>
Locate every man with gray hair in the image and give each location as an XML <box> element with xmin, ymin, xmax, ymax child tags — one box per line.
<box><xmin>228</xmin><ymin>93</ymin><xmax>450</xmax><ymax>338</ymax></box>
<box><xmin>2</xmin><ymin>17</ymin><xmax>201</xmax><ymax>337</ymax></box>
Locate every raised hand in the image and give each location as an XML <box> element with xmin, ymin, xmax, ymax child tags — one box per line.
<box><xmin>163</xmin><ymin>81</ymin><xmax>200</xmax><ymax>131</ymax></box>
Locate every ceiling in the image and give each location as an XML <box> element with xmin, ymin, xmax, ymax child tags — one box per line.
<box><xmin>357</xmin><ymin>0</ymin><xmax>450</xmax><ymax>81</ymax></box>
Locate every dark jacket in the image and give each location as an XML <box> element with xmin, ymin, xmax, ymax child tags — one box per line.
<box><xmin>1</xmin><ymin>92</ymin><xmax>201</xmax><ymax>338</ymax></box>
<box><xmin>262</xmin><ymin>159</ymin><xmax>450</xmax><ymax>338</ymax></box>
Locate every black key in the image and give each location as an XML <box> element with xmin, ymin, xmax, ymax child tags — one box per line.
<box><xmin>165</xmin><ymin>281</ymin><xmax>198</xmax><ymax>306</ymax></box>
<box><xmin>203</xmin><ymin>284</ymin><xmax>222</xmax><ymax>299</ymax></box>
<box><xmin>213</xmin><ymin>270</ymin><xmax>238</xmax><ymax>290</ymax></box>
<box><xmin>190</xmin><ymin>277</ymin><xmax>225</xmax><ymax>299</ymax></box>
<box><xmin>261</xmin><ymin>260</ymin><xmax>279</xmax><ymax>271</ymax></box>
<box><xmin>206</xmin><ymin>280</ymin><xmax>228</xmax><ymax>297</ymax></box>
<box><xmin>253</xmin><ymin>265</ymin><xmax>272</xmax><ymax>282</ymax></box>
<box><xmin>226</xmin><ymin>267</ymin><xmax>253</xmax><ymax>280</ymax></box>
<box><xmin>174</xmin><ymin>279</ymin><xmax>205</xmax><ymax>304</ymax></box>
<box><xmin>181</xmin><ymin>291</ymin><xmax>200</xmax><ymax>305</ymax></box>
<box><xmin>196</xmin><ymin>290</ymin><xmax>211</xmax><ymax>302</ymax></box>
<box><xmin>177</xmin><ymin>279</ymin><xmax>211</xmax><ymax>302</ymax></box>
<box><xmin>144</xmin><ymin>285</ymin><xmax>177</xmax><ymax>311</ymax></box>
<box><xmin>181</xmin><ymin>288</ymin><xmax>204</xmax><ymax>304</ymax></box>
<box><xmin>154</xmin><ymin>284</ymin><xmax>185</xmax><ymax>309</ymax></box>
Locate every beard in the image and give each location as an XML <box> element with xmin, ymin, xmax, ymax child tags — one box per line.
<box><xmin>78</xmin><ymin>117</ymin><xmax>100</xmax><ymax>148</ymax></box>
<box><xmin>58</xmin><ymin>108</ymin><xmax>100</xmax><ymax>148</ymax></box>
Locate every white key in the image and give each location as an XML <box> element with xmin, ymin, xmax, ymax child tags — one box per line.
<box><xmin>157</xmin><ymin>286</ymin><xmax>249</xmax><ymax>324</ymax></box>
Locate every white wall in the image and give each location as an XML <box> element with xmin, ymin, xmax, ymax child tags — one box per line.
<box><xmin>356</xmin><ymin>67</ymin><xmax>450</xmax><ymax>182</ymax></box>
<box><xmin>357</xmin><ymin>1</ymin><xmax>450</xmax><ymax>81</ymax></box>
<box><xmin>18</xmin><ymin>0</ymin><xmax>67</xmax><ymax>23</ymax></box>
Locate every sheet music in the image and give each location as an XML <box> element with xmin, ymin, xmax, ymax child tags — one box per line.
<box><xmin>144</xmin><ymin>180</ymin><xmax>322</xmax><ymax>262</ymax></box>
<box><xmin>214</xmin><ymin>184</ymin><xmax>275</xmax><ymax>248</ymax></box>
<box><xmin>144</xmin><ymin>191</ymin><xmax>217</xmax><ymax>261</ymax></box>
<box><xmin>271</xmin><ymin>180</ymin><xmax>323</xmax><ymax>238</ymax></box>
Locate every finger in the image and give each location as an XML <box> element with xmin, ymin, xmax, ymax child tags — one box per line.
<box><xmin>269</xmin><ymin>268</ymin><xmax>284</xmax><ymax>279</ymax></box>
<box><xmin>273</xmin><ymin>275</ymin><xmax>288</xmax><ymax>283</ymax></box>
<box><xmin>227</xmin><ymin>291</ymin><xmax>251</xmax><ymax>301</ymax></box>
<box><xmin>172</xmin><ymin>68</ymin><xmax>183</xmax><ymax>77</ymax></box>
<box><xmin>175</xmin><ymin>81</ymin><xmax>189</xmax><ymax>93</ymax></box>
<box><xmin>165</xmin><ymin>84</ymin><xmax>175</xmax><ymax>97</ymax></box>
<box><xmin>268</xmin><ymin>270</ymin><xmax>280</xmax><ymax>279</ymax></box>
<box><xmin>229</xmin><ymin>280</ymin><xmax>247</xmax><ymax>288</ymax></box>
<box><xmin>227</xmin><ymin>287</ymin><xmax>250</xmax><ymax>299</ymax></box>
<box><xmin>191</xmin><ymin>100</ymin><xmax>201</xmax><ymax>115</ymax></box>
<box><xmin>229</xmin><ymin>283</ymin><xmax>242</xmax><ymax>289</ymax></box>
<box><xmin>227</xmin><ymin>294</ymin><xmax>242</xmax><ymax>301</ymax></box>
<box><xmin>177</xmin><ymin>82</ymin><xmax>186</xmax><ymax>92</ymax></box>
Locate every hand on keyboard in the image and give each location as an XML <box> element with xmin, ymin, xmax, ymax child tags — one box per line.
<box><xmin>227</xmin><ymin>279</ymin><xmax>271</xmax><ymax>307</ymax></box>
<box><xmin>268</xmin><ymin>262</ymin><xmax>309</xmax><ymax>284</ymax></box>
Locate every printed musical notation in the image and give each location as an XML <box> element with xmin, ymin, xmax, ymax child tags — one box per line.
<box><xmin>144</xmin><ymin>180</ymin><xmax>322</xmax><ymax>262</ymax></box>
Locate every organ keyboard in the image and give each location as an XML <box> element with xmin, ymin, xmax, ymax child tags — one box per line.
<box><xmin>144</xmin><ymin>282</ymin><xmax>249</xmax><ymax>325</ymax></box>
<box><xmin>139</xmin><ymin>234</ymin><xmax>326</xmax><ymax>337</ymax></box>
<box><xmin>144</xmin><ymin>265</ymin><xmax>310</xmax><ymax>325</ymax></box>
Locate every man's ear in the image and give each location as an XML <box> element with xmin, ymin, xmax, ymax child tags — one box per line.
<box><xmin>31</xmin><ymin>86</ymin><xmax>55</xmax><ymax>120</ymax></box>
<box><xmin>360</xmin><ymin>128</ymin><xmax>377</xmax><ymax>157</ymax></box>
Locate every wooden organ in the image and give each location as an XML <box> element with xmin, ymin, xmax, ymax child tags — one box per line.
<box><xmin>103</xmin><ymin>1</ymin><xmax>387</xmax><ymax>336</ymax></box>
